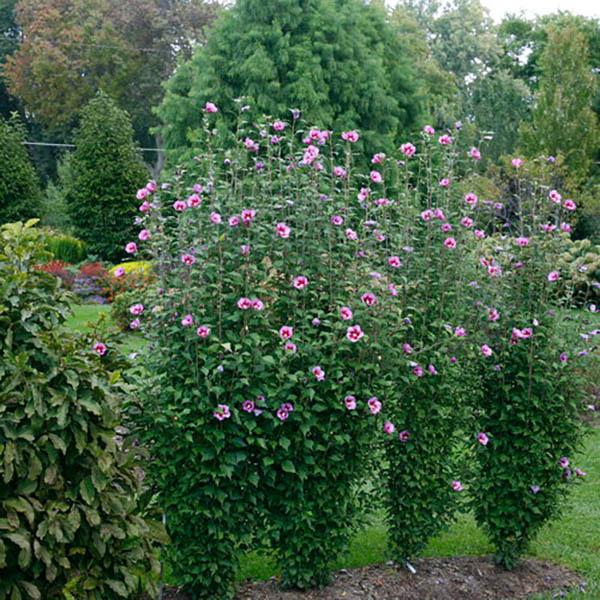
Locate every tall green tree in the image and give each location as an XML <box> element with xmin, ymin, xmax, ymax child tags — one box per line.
<box><xmin>0</xmin><ymin>114</ymin><xmax>42</xmax><ymax>225</ymax></box>
<box><xmin>0</xmin><ymin>0</ymin><xmax>20</xmax><ymax>119</ymax></box>
<box><xmin>65</xmin><ymin>92</ymin><xmax>147</xmax><ymax>261</ymax></box>
<box><xmin>158</xmin><ymin>0</ymin><xmax>423</xmax><ymax>161</ymax></box>
<box><xmin>521</xmin><ymin>24</ymin><xmax>599</xmax><ymax>187</ymax></box>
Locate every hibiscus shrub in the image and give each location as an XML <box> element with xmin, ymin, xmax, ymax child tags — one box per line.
<box><xmin>0</xmin><ymin>220</ymin><xmax>164</xmax><ymax>599</ymax></box>
<box><xmin>126</xmin><ymin>107</ymin><xmax>591</xmax><ymax>597</ymax></box>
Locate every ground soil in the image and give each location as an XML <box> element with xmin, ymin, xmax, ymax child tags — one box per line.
<box><xmin>159</xmin><ymin>556</ymin><xmax>584</xmax><ymax>600</ymax></box>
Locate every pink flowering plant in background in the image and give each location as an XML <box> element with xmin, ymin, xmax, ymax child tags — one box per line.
<box><xmin>123</xmin><ymin>106</ymin><xmax>597</xmax><ymax>596</ymax></box>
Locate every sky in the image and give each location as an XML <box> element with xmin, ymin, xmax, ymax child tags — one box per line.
<box><xmin>481</xmin><ymin>0</ymin><xmax>600</xmax><ymax>22</ymax></box>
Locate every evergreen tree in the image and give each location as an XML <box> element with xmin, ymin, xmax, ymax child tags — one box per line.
<box><xmin>0</xmin><ymin>114</ymin><xmax>42</xmax><ymax>225</ymax></box>
<box><xmin>521</xmin><ymin>25</ymin><xmax>599</xmax><ymax>186</ymax></box>
<box><xmin>65</xmin><ymin>92</ymin><xmax>147</xmax><ymax>261</ymax></box>
<box><xmin>158</xmin><ymin>0</ymin><xmax>422</xmax><ymax>161</ymax></box>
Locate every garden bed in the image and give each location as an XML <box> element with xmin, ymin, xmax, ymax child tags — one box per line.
<box><xmin>159</xmin><ymin>556</ymin><xmax>583</xmax><ymax>599</ymax></box>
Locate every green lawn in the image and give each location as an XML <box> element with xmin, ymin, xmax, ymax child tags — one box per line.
<box><xmin>65</xmin><ymin>303</ymin><xmax>145</xmax><ymax>354</ymax></box>
<box><xmin>65</xmin><ymin>304</ymin><xmax>600</xmax><ymax>596</ymax></box>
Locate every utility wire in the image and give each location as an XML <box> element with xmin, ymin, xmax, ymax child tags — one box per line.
<box><xmin>23</xmin><ymin>141</ymin><xmax>165</xmax><ymax>152</ymax></box>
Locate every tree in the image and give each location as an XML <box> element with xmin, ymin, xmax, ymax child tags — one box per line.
<box><xmin>157</xmin><ymin>0</ymin><xmax>423</xmax><ymax>161</ymax></box>
<box><xmin>0</xmin><ymin>0</ymin><xmax>20</xmax><ymax>119</ymax></box>
<box><xmin>65</xmin><ymin>92</ymin><xmax>148</xmax><ymax>261</ymax></box>
<box><xmin>521</xmin><ymin>25</ymin><xmax>599</xmax><ymax>187</ymax></box>
<box><xmin>0</xmin><ymin>114</ymin><xmax>42</xmax><ymax>225</ymax></box>
<box><xmin>4</xmin><ymin>0</ymin><xmax>220</xmax><ymax>144</ymax></box>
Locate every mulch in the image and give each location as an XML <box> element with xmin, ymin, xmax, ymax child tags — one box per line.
<box><xmin>159</xmin><ymin>556</ymin><xmax>584</xmax><ymax>599</ymax></box>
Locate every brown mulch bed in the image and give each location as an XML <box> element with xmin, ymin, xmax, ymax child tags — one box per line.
<box><xmin>160</xmin><ymin>556</ymin><xmax>584</xmax><ymax>599</ymax></box>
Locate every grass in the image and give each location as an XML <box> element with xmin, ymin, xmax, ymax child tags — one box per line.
<box><xmin>64</xmin><ymin>303</ymin><xmax>600</xmax><ymax>596</ymax></box>
<box><xmin>65</xmin><ymin>302</ymin><xmax>145</xmax><ymax>354</ymax></box>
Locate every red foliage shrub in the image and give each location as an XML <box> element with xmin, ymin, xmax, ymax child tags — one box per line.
<box><xmin>34</xmin><ymin>260</ymin><xmax>75</xmax><ymax>288</ymax></box>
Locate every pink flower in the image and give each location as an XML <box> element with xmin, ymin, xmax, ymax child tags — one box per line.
<box><xmin>279</xmin><ymin>325</ymin><xmax>294</xmax><ymax>340</ymax></box>
<box><xmin>229</xmin><ymin>215</ymin><xmax>241</xmax><ymax>227</ymax></box>
<box><xmin>344</xmin><ymin>395</ymin><xmax>357</xmax><ymax>410</ymax></box>
<box><xmin>139</xmin><ymin>200</ymin><xmax>151</xmax><ymax>213</ymax></box>
<box><xmin>293</xmin><ymin>275</ymin><xmax>309</xmax><ymax>290</ymax></box>
<box><xmin>399</xmin><ymin>430</ymin><xmax>410</xmax><ymax>442</ymax></box>
<box><xmin>243</xmin><ymin>137</ymin><xmax>259</xmax><ymax>152</ymax></box>
<box><xmin>204</xmin><ymin>102</ymin><xmax>218</xmax><ymax>113</ymax></box>
<box><xmin>276</xmin><ymin>222</ymin><xmax>291</xmax><ymax>238</ymax></box>
<box><xmin>563</xmin><ymin>199</ymin><xmax>576</xmax><ymax>211</ymax></box>
<box><xmin>516</xmin><ymin>236</ymin><xmax>529</xmax><ymax>247</ymax></box>
<box><xmin>346</xmin><ymin>227</ymin><xmax>358</xmax><ymax>240</ymax></box>
<box><xmin>547</xmin><ymin>271</ymin><xmax>560</xmax><ymax>282</ymax></box>
<box><xmin>388</xmin><ymin>283</ymin><xmax>398</xmax><ymax>296</ymax></box>
<box><xmin>125</xmin><ymin>242</ymin><xmax>137</xmax><ymax>254</ymax></box>
<box><xmin>330</xmin><ymin>215</ymin><xmax>344</xmax><ymax>226</ymax></box>
<box><xmin>196</xmin><ymin>325</ymin><xmax>211</xmax><ymax>338</ymax></box>
<box><xmin>413</xmin><ymin>365</ymin><xmax>424</xmax><ymax>377</ymax></box>
<box><xmin>276</xmin><ymin>407</ymin><xmax>289</xmax><ymax>421</ymax></box>
<box><xmin>487</xmin><ymin>265</ymin><xmax>502</xmax><ymax>277</ymax></box>
<box><xmin>403</xmin><ymin>343</ymin><xmax>413</xmax><ymax>354</ymax></box>
<box><xmin>477</xmin><ymin>432</ymin><xmax>489</xmax><ymax>446</ymax></box>
<box><xmin>181</xmin><ymin>253</ymin><xmax>196</xmax><ymax>266</ymax></box>
<box><xmin>93</xmin><ymin>342</ymin><xmax>107</xmax><ymax>356</ymax></box>
<box><xmin>575</xmin><ymin>468</ymin><xmax>587</xmax><ymax>477</ymax></box>
<box><xmin>421</xmin><ymin>209</ymin><xmax>434</xmax><ymax>222</ymax></box>
<box><xmin>388</xmin><ymin>256</ymin><xmax>402</xmax><ymax>268</ymax></box>
<box><xmin>187</xmin><ymin>194</ymin><xmax>201</xmax><ymax>208</ymax></box>
<box><xmin>549</xmin><ymin>189</ymin><xmax>562</xmax><ymax>204</ymax></box>
<box><xmin>138</xmin><ymin>229</ymin><xmax>150</xmax><ymax>241</ymax></box>
<box><xmin>438</xmin><ymin>134</ymin><xmax>453</xmax><ymax>145</ymax></box>
<box><xmin>368</xmin><ymin>396</ymin><xmax>382</xmax><ymax>414</ymax></box>
<box><xmin>237</xmin><ymin>297</ymin><xmax>252</xmax><ymax>310</ymax></box>
<box><xmin>558</xmin><ymin>456</ymin><xmax>569</xmax><ymax>468</ymax></box>
<box><xmin>301</xmin><ymin>145</ymin><xmax>320</xmax><ymax>165</ymax></box>
<box><xmin>129</xmin><ymin>318</ymin><xmax>141</xmax><ymax>330</ymax></box>
<box><xmin>136</xmin><ymin>187</ymin><xmax>149</xmax><ymax>200</ymax></box>
<box><xmin>273</xmin><ymin>120</ymin><xmax>286</xmax><ymax>132</ymax></box>
<box><xmin>460</xmin><ymin>216</ymin><xmax>474</xmax><ymax>228</ymax></box>
<box><xmin>423</xmin><ymin>125</ymin><xmax>435</xmax><ymax>135</ymax></box>
<box><xmin>251</xmin><ymin>299</ymin><xmax>264</xmax><ymax>311</ymax></box>
<box><xmin>441</xmin><ymin>223</ymin><xmax>452</xmax><ymax>233</ymax></box>
<box><xmin>130</xmin><ymin>303</ymin><xmax>144</xmax><ymax>316</ymax></box>
<box><xmin>444</xmin><ymin>237</ymin><xmax>457</xmax><ymax>250</ymax></box>
<box><xmin>433</xmin><ymin>208</ymin><xmax>446</xmax><ymax>221</ymax></box>
<box><xmin>383</xmin><ymin>421</ymin><xmax>396</xmax><ymax>435</ymax></box>
<box><xmin>242</xmin><ymin>400</ymin><xmax>255</xmax><ymax>413</ymax></box>
<box><xmin>520</xmin><ymin>327</ymin><xmax>533</xmax><ymax>339</ymax></box>
<box><xmin>240</xmin><ymin>244</ymin><xmax>250</xmax><ymax>256</ymax></box>
<box><xmin>454</xmin><ymin>326</ymin><xmax>466</xmax><ymax>337</ymax></box>
<box><xmin>341</xmin><ymin>130</ymin><xmax>359</xmax><ymax>143</ymax></box>
<box><xmin>488</xmin><ymin>308</ymin><xmax>500</xmax><ymax>321</ymax></box>
<box><xmin>428</xmin><ymin>364</ymin><xmax>438</xmax><ymax>375</ymax></box>
<box><xmin>357</xmin><ymin>187</ymin><xmax>370</xmax><ymax>202</ymax></box>
<box><xmin>439</xmin><ymin>178</ymin><xmax>451</xmax><ymax>188</ymax></box>
<box><xmin>371</xmin><ymin>153</ymin><xmax>386</xmax><ymax>166</ymax></box>
<box><xmin>171</xmin><ymin>199</ymin><xmax>188</xmax><ymax>213</ymax></box>
<box><xmin>284</xmin><ymin>341</ymin><xmax>297</xmax><ymax>353</ymax></box>
<box><xmin>470</xmin><ymin>147</ymin><xmax>481</xmax><ymax>160</ymax></box>
<box><xmin>560</xmin><ymin>222</ymin><xmax>572</xmax><ymax>233</ymax></box>
<box><xmin>361</xmin><ymin>292</ymin><xmax>377</xmax><ymax>306</ymax></box>
<box><xmin>312</xmin><ymin>366</ymin><xmax>325</xmax><ymax>381</ymax></box>
<box><xmin>340</xmin><ymin>306</ymin><xmax>353</xmax><ymax>321</ymax></box>
<box><xmin>213</xmin><ymin>404</ymin><xmax>231</xmax><ymax>421</ymax></box>
<box><xmin>559</xmin><ymin>352</ymin><xmax>568</xmax><ymax>363</ymax></box>
<box><xmin>145</xmin><ymin>180</ymin><xmax>157</xmax><ymax>193</ymax></box>
<box><xmin>451</xmin><ymin>480</ymin><xmax>464</xmax><ymax>492</ymax></box>
<box><xmin>114</xmin><ymin>267</ymin><xmax>125</xmax><ymax>278</ymax></box>
<box><xmin>210</xmin><ymin>212</ymin><xmax>222</xmax><ymax>224</ymax></box>
<box><xmin>346</xmin><ymin>324</ymin><xmax>365</xmax><ymax>342</ymax></box>
<box><xmin>400</xmin><ymin>142</ymin><xmax>416</xmax><ymax>157</ymax></box>
<box><xmin>370</xmin><ymin>170</ymin><xmax>383</xmax><ymax>184</ymax></box>
<box><xmin>181</xmin><ymin>314</ymin><xmax>194</xmax><ymax>327</ymax></box>
<box><xmin>241</xmin><ymin>208</ymin><xmax>256</xmax><ymax>224</ymax></box>
<box><xmin>464</xmin><ymin>192</ymin><xmax>478</xmax><ymax>207</ymax></box>
<box><xmin>481</xmin><ymin>344</ymin><xmax>493</xmax><ymax>357</ymax></box>
<box><xmin>511</xmin><ymin>158</ymin><xmax>523</xmax><ymax>168</ymax></box>
<box><xmin>333</xmin><ymin>165</ymin><xmax>347</xmax><ymax>178</ymax></box>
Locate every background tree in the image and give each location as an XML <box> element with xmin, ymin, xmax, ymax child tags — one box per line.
<box><xmin>65</xmin><ymin>92</ymin><xmax>147</xmax><ymax>261</ymax></box>
<box><xmin>520</xmin><ymin>24</ymin><xmax>599</xmax><ymax>188</ymax></box>
<box><xmin>0</xmin><ymin>0</ymin><xmax>20</xmax><ymax>119</ymax></box>
<box><xmin>0</xmin><ymin>114</ymin><xmax>42</xmax><ymax>225</ymax></box>
<box><xmin>157</xmin><ymin>0</ymin><xmax>423</xmax><ymax>162</ymax></box>
<box><xmin>4</xmin><ymin>0</ymin><xmax>220</xmax><ymax>147</ymax></box>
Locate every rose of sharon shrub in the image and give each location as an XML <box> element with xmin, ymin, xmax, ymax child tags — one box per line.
<box><xmin>0</xmin><ymin>221</ymin><xmax>164</xmax><ymax>599</ymax></box>
<box><xmin>129</xmin><ymin>115</ymin><xmax>410</xmax><ymax>597</ymax></box>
